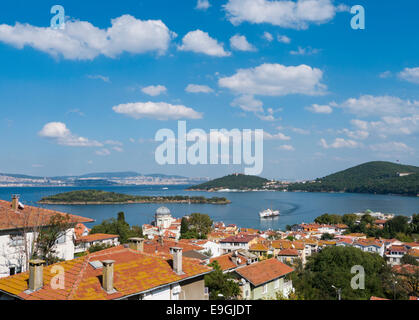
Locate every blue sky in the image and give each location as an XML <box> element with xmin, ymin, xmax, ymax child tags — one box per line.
<box><xmin>0</xmin><ymin>0</ymin><xmax>418</xmax><ymax>180</ymax></box>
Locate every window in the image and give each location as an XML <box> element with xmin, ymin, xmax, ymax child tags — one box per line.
<box><xmin>9</xmin><ymin>267</ymin><xmax>16</xmax><ymax>276</ymax></box>
<box><xmin>10</xmin><ymin>235</ymin><xmax>24</xmax><ymax>246</ymax></box>
<box><xmin>262</xmin><ymin>284</ymin><xmax>268</xmax><ymax>294</ymax></box>
<box><xmin>55</xmin><ymin>232</ymin><xmax>66</xmax><ymax>244</ymax></box>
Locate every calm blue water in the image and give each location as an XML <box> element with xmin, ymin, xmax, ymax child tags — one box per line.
<box><xmin>1</xmin><ymin>186</ymin><xmax>418</xmax><ymax>231</ymax></box>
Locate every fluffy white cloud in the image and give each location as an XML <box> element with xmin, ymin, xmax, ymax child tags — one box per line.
<box><xmin>290</xmin><ymin>46</ymin><xmax>320</xmax><ymax>55</ymax></box>
<box><xmin>264</xmin><ymin>131</ymin><xmax>291</xmax><ymax>140</ymax></box>
<box><xmin>339</xmin><ymin>128</ymin><xmax>369</xmax><ymax>140</ymax></box>
<box><xmin>39</xmin><ymin>122</ymin><xmax>102</xmax><ymax>147</ymax></box>
<box><xmin>339</xmin><ymin>95</ymin><xmax>419</xmax><ymax>117</ymax></box>
<box><xmin>230</xmin><ymin>34</ymin><xmax>256</xmax><ymax>51</ymax></box>
<box><xmin>291</xmin><ymin>127</ymin><xmax>310</xmax><ymax>135</ymax></box>
<box><xmin>224</xmin><ymin>0</ymin><xmax>340</xmax><ymax>29</ymax></box>
<box><xmin>277</xmin><ymin>34</ymin><xmax>291</xmax><ymax>43</ymax></box>
<box><xmin>141</xmin><ymin>85</ymin><xmax>167</xmax><ymax>96</ymax></box>
<box><xmin>398</xmin><ymin>67</ymin><xmax>419</xmax><ymax>84</ymax></box>
<box><xmin>185</xmin><ymin>84</ymin><xmax>214</xmax><ymax>93</ymax></box>
<box><xmin>219</xmin><ymin>63</ymin><xmax>325</xmax><ymax>96</ymax></box>
<box><xmin>112</xmin><ymin>102</ymin><xmax>203</xmax><ymax>120</ymax></box>
<box><xmin>196</xmin><ymin>0</ymin><xmax>211</xmax><ymax>10</ymax></box>
<box><xmin>263</xmin><ymin>32</ymin><xmax>274</xmax><ymax>42</ymax></box>
<box><xmin>0</xmin><ymin>15</ymin><xmax>175</xmax><ymax>60</ymax></box>
<box><xmin>278</xmin><ymin>144</ymin><xmax>295</xmax><ymax>151</ymax></box>
<box><xmin>370</xmin><ymin>142</ymin><xmax>413</xmax><ymax>153</ymax></box>
<box><xmin>87</xmin><ymin>74</ymin><xmax>110</xmax><ymax>83</ymax></box>
<box><xmin>178</xmin><ymin>30</ymin><xmax>230</xmax><ymax>57</ymax></box>
<box><xmin>96</xmin><ymin>148</ymin><xmax>111</xmax><ymax>156</ymax></box>
<box><xmin>320</xmin><ymin>138</ymin><xmax>359</xmax><ymax>149</ymax></box>
<box><xmin>351</xmin><ymin>115</ymin><xmax>419</xmax><ymax>137</ymax></box>
<box><xmin>231</xmin><ymin>95</ymin><xmax>264</xmax><ymax>113</ymax></box>
<box><xmin>306</xmin><ymin>104</ymin><xmax>333</xmax><ymax>114</ymax></box>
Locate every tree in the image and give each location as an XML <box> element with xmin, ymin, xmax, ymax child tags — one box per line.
<box><xmin>321</xmin><ymin>233</ymin><xmax>334</xmax><ymax>240</ymax></box>
<box><xmin>401</xmin><ymin>255</ymin><xmax>419</xmax><ymax>266</ymax></box>
<box><xmin>205</xmin><ymin>261</ymin><xmax>241</xmax><ymax>300</ymax></box>
<box><xmin>35</xmin><ymin>214</ymin><xmax>72</xmax><ymax>265</ymax></box>
<box><xmin>384</xmin><ymin>216</ymin><xmax>410</xmax><ymax>238</ymax></box>
<box><xmin>184</xmin><ymin>213</ymin><xmax>213</xmax><ymax>239</ymax></box>
<box><xmin>293</xmin><ymin>246</ymin><xmax>389</xmax><ymax>300</ymax></box>
<box><xmin>90</xmin><ymin>212</ymin><xmax>142</xmax><ymax>243</ymax></box>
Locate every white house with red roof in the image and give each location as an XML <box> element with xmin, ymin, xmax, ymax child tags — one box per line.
<box><xmin>0</xmin><ymin>195</ymin><xmax>93</xmax><ymax>278</ymax></box>
<box><xmin>142</xmin><ymin>207</ymin><xmax>181</xmax><ymax>240</ymax></box>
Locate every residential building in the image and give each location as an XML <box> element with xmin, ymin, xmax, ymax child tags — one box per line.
<box><xmin>234</xmin><ymin>258</ymin><xmax>294</xmax><ymax>300</ymax></box>
<box><xmin>74</xmin><ymin>233</ymin><xmax>120</xmax><ymax>254</ymax></box>
<box><xmin>353</xmin><ymin>239</ymin><xmax>385</xmax><ymax>257</ymax></box>
<box><xmin>0</xmin><ymin>239</ymin><xmax>211</xmax><ymax>300</ymax></box>
<box><xmin>0</xmin><ymin>196</ymin><xmax>93</xmax><ymax>278</ymax></box>
<box><xmin>219</xmin><ymin>234</ymin><xmax>258</xmax><ymax>254</ymax></box>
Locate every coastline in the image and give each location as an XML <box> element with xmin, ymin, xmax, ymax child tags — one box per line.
<box><xmin>38</xmin><ymin>199</ymin><xmax>231</xmax><ymax>205</ymax></box>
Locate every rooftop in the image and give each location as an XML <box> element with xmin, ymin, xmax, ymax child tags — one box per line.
<box><xmin>0</xmin><ymin>199</ymin><xmax>93</xmax><ymax>231</ymax></box>
<box><xmin>235</xmin><ymin>258</ymin><xmax>294</xmax><ymax>287</ymax></box>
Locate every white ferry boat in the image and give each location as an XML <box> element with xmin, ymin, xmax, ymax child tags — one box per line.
<box><xmin>259</xmin><ymin>208</ymin><xmax>280</xmax><ymax>218</ymax></box>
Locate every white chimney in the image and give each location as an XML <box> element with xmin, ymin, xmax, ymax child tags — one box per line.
<box><xmin>170</xmin><ymin>247</ymin><xmax>183</xmax><ymax>275</ymax></box>
<box><xmin>28</xmin><ymin>259</ymin><xmax>45</xmax><ymax>291</ymax></box>
<box><xmin>102</xmin><ymin>260</ymin><xmax>115</xmax><ymax>293</ymax></box>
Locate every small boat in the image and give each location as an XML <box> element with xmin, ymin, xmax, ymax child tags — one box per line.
<box><xmin>259</xmin><ymin>208</ymin><xmax>280</xmax><ymax>218</ymax></box>
<box><xmin>162</xmin><ymin>187</ymin><xmax>169</xmax><ymax>190</ymax></box>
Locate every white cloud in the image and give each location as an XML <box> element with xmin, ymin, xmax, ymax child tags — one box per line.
<box><xmin>196</xmin><ymin>0</ymin><xmax>211</xmax><ymax>10</ymax></box>
<box><xmin>278</xmin><ymin>144</ymin><xmax>295</xmax><ymax>151</ymax></box>
<box><xmin>185</xmin><ymin>84</ymin><xmax>214</xmax><ymax>93</ymax></box>
<box><xmin>112</xmin><ymin>102</ymin><xmax>203</xmax><ymax>120</ymax></box>
<box><xmin>178</xmin><ymin>30</ymin><xmax>231</xmax><ymax>57</ymax></box>
<box><xmin>398</xmin><ymin>67</ymin><xmax>419</xmax><ymax>84</ymax></box>
<box><xmin>351</xmin><ymin>115</ymin><xmax>419</xmax><ymax>137</ymax></box>
<box><xmin>290</xmin><ymin>46</ymin><xmax>320</xmax><ymax>55</ymax></box>
<box><xmin>277</xmin><ymin>34</ymin><xmax>291</xmax><ymax>43</ymax></box>
<box><xmin>104</xmin><ymin>140</ymin><xmax>123</xmax><ymax>146</ymax></box>
<box><xmin>370</xmin><ymin>142</ymin><xmax>414</xmax><ymax>153</ymax></box>
<box><xmin>0</xmin><ymin>15</ymin><xmax>175</xmax><ymax>60</ymax></box>
<box><xmin>224</xmin><ymin>0</ymin><xmax>340</xmax><ymax>29</ymax></box>
<box><xmin>339</xmin><ymin>95</ymin><xmax>419</xmax><ymax>117</ymax></box>
<box><xmin>141</xmin><ymin>85</ymin><xmax>167</xmax><ymax>96</ymax></box>
<box><xmin>320</xmin><ymin>138</ymin><xmax>359</xmax><ymax>149</ymax></box>
<box><xmin>39</xmin><ymin>122</ymin><xmax>103</xmax><ymax>147</ymax></box>
<box><xmin>306</xmin><ymin>104</ymin><xmax>333</xmax><ymax>114</ymax></box>
<box><xmin>112</xmin><ymin>146</ymin><xmax>124</xmax><ymax>152</ymax></box>
<box><xmin>264</xmin><ymin>131</ymin><xmax>291</xmax><ymax>141</ymax></box>
<box><xmin>87</xmin><ymin>74</ymin><xmax>110</xmax><ymax>83</ymax></box>
<box><xmin>263</xmin><ymin>32</ymin><xmax>274</xmax><ymax>42</ymax></box>
<box><xmin>339</xmin><ymin>128</ymin><xmax>369</xmax><ymax>140</ymax></box>
<box><xmin>231</xmin><ymin>95</ymin><xmax>264</xmax><ymax>113</ymax></box>
<box><xmin>379</xmin><ymin>71</ymin><xmax>392</xmax><ymax>79</ymax></box>
<box><xmin>230</xmin><ymin>34</ymin><xmax>256</xmax><ymax>51</ymax></box>
<box><xmin>96</xmin><ymin>148</ymin><xmax>111</xmax><ymax>156</ymax></box>
<box><xmin>291</xmin><ymin>127</ymin><xmax>310</xmax><ymax>135</ymax></box>
<box><xmin>219</xmin><ymin>63</ymin><xmax>325</xmax><ymax>96</ymax></box>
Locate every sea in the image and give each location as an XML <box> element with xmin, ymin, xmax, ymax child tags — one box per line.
<box><xmin>1</xmin><ymin>186</ymin><xmax>418</xmax><ymax>231</ymax></box>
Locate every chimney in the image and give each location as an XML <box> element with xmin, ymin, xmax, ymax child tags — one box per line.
<box><xmin>28</xmin><ymin>259</ymin><xmax>45</xmax><ymax>291</ymax></box>
<box><xmin>11</xmin><ymin>195</ymin><xmax>19</xmax><ymax>210</ymax></box>
<box><xmin>170</xmin><ymin>247</ymin><xmax>183</xmax><ymax>275</ymax></box>
<box><xmin>128</xmin><ymin>238</ymin><xmax>144</xmax><ymax>252</ymax></box>
<box><xmin>102</xmin><ymin>260</ymin><xmax>115</xmax><ymax>293</ymax></box>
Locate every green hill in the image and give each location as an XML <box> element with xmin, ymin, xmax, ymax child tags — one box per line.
<box><xmin>288</xmin><ymin>161</ymin><xmax>419</xmax><ymax>196</ymax></box>
<box><xmin>188</xmin><ymin>174</ymin><xmax>269</xmax><ymax>191</ymax></box>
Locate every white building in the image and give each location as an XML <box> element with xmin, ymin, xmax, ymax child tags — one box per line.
<box><xmin>0</xmin><ymin>196</ymin><xmax>93</xmax><ymax>278</ymax></box>
<box><xmin>142</xmin><ymin>207</ymin><xmax>181</xmax><ymax>240</ymax></box>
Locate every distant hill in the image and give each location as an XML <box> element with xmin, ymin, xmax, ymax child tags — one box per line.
<box><xmin>188</xmin><ymin>174</ymin><xmax>269</xmax><ymax>191</ymax></box>
<box><xmin>288</xmin><ymin>161</ymin><xmax>419</xmax><ymax>196</ymax></box>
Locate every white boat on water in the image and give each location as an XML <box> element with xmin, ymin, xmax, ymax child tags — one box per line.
<box><xmin>259</xmin><ymin>208</ymin><xmax>280</xmax><ymax>218</ymax></box>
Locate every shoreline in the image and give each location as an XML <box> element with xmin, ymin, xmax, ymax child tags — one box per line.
<box><xmin>38</xmin><ymin>200</ymin><xmax>231</xmax><ymax>205</ymax></box>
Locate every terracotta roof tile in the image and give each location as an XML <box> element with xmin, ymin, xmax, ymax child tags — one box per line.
<box><xmin>235</xmin><ymin>259</ymin><xmax>294</xmax><ymax>286</ymax></box>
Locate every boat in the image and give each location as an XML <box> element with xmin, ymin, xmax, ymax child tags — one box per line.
<box><xmin>259</xmin><ymin>208</ymin><xmax>280</xmax><ymax>218</ymax></box>
<box><xmin>162</xmin><ymin>187</ymin><xmax>169</xmax><ymax>190</ymax></box>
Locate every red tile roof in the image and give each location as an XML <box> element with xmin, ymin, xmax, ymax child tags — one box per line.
<box><xmin>220</xmin><ymin>235</ymin><xmax>257</xmax><ymax>244</ymax></box>
<box><xmin>370</xmin><ymin>296</ymin><xmax>390</xmax><ymax>300</ymax></box>
<box><xmin>210</xmin><ymin>253</ymin><xmax>246</xmax><ymax>271</ymax></box>
<box><xmin>143</xmin><ymin>239</ymin><xmax>203</xmax><ymax>254</ymax></box>
<box><xmin>74</xmin><ymin>223</ymin><xmax>90</xmax><ymax>239</ymax></box>
<box><xmin>277</xmin><ymin>249</ymin><xmax>299</xmax><ymax>256</ymax></box>
<box><xmin>76</xmin><ymin>233</ymin><xmax>119</xmax><ymax>243</ymax></box>
<box><xmin>0</xmin><ymin>199</ymin><xmax>93</xmax><ymax>231</ymax></box>
<box><xmin>0</xmin><ymin>245</ymin><xmax>211</xmax><ymax>300</ymax></box>
<box><xmin>235</xmin><ymin>258</ymin><xmax>294</xmax><ymax>286</ymax></box>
